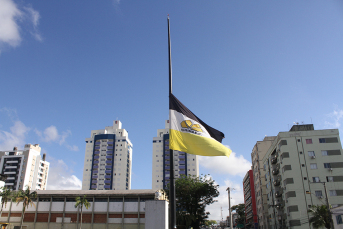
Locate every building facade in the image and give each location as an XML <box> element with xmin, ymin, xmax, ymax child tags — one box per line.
<box><xmin>82</xmin><ymin>120</ymin><xmax>132</xmax><ymax>191</ymax></box>
<box><xmin>262</xmin><ymin>124</ymin><xmax>343</xmax><ymax>228</ymax></box>
<box><xmin>251</xmin><ymin>136</ymin><xmax>276</xmax><ymax>229</ymax></box>
<box><xmin>243</xmin><ymin>170</ymin><xmax>258</xmax><ymax>228</ymax></box>
<box><xmin>0</xmin><ymin>144</ymin><xmax>49</xmax><ymax>191</ymax></box>
<box><xmin>152</xmin><ymin>120</ymin><xmax>199</xmax><ymax>189</ymax></box>
<box><xmin>0</xmin><ymin>189</ymin><xmax>168</xmax><ymax>229</ymax></box>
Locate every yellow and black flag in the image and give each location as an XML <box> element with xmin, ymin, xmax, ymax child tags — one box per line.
<box><xmin>169</xmin><ymin>94</ymin><xmax>232</xmax><ymax>158</ymax></box>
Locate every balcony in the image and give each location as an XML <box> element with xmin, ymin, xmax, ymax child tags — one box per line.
<box><xmin>275</xmin><ymin>191</ymin><xmax>282</xmax><ymax>198</ymax></box>
<box><xmin>179</xmin><ymin>165</ymin><xmax>186</xmax><ymax>169</ymax></box>
<box><xmin>94</xmin><ymin>156</ymin><xmax>99</xmax><ymax>159</ymax></box>
<box><xmin>106</xmin><ymin>160</ymin><xmax>112</xmax><ymax>164</ymax></box>
<box><xmin>104</xmin><ymin>180</ymin><xmax>111</xmax><ymax>184</ymax></box>
<box><xmin>179</xmin><ymin>171</ymin><xmax>186</xmax><ymax>175</ymax></box>
<box><xmin>104</xmin><ymin>185</ymin><xmax>111</xmax><ymax>189</ymax></box>
<box><xmin>165</xmin><ymin>161</ymin><xmax>170</xmax><ymax>165</ymax></box>
<box><xmin>5</xmin><ymin>165</ymin><xmax>17</xmax><ymax>169</ymax></box>
<box><xmin>93</xmin><ymin>170</ymin><xmax>98</xmax><ymax>174</ymax></box>
<box><xmin>95</xmin><ymin>146</ymin><xmax>100</xmax><ymax>150</ymax></box>
<box><xmin>105</xmin><ymin>175</ymin><xmax>111</xmax><ymax>179</ymax></box>
<box><xmin>274</xmin><ymin>180</ymin><xmax>280</xmax><ymax>186</ymax></box>
<box><xmin>165</xmin><ymin>156</ymin><xmax>170</xmax><ymax>160</ymax></box>
<box><xmin>179</xmin><ymin>155</ymin><xmax>185</xmax><ymax>159</ymax></box>
<box><xmin>93</xmin><ymin>166</ymin><xmax>99</xmax><ymax>169</ymax></box>
<box><xmin>94</xmin><ymin>151</ymin><xmax>100</xmax><ymax>155</ymax></box>
<box><xmin>4</xmin><ymin>172</ymin><xmax>16</xmax><ymax>175</ymax></box>
<box><xmin>272</xmin><ymin>169</ymin><xmax>279</xmax><ymax>175</ymax></box>
<box><xmin>91</xmin><ymin>185</ymin><xmax>97</xmax><ymax>189</ymax></box>
<box><xmin>106</xmin><ymin>151</ymin><xmax>112</xmax><ymax>154</ymax></box>
<box><xmin>105</xmin><ymin>170</ymin><xmax>112</xmax><ymax>174</ymax></box>
<box><xmin>6</xmin><ymin>161</ymin><xmax>18</xmax><ymax>164</ymax></box>
<box><xmin>105</xmin><ymin>166</ymin><xmax>112</xmax><ymax>169</ymax></box>
<box><xmin>107</xmin><ymin>146</ymin><xmax>113</xmax><ymax>150</ymax></box>
<box><xmin>108</xmin><ymin>141</ymin><xmax>114</xmax><ymax>144</ymax></box>
<box><xmin>106</xmin><ymin>156</ymin><xmax>112</xmax><ymax>159</ymax></box>
<box><xmin>165</xmin><ymin>166</ymin><xmax>170</xmax><ymax>170</ymax></box>
<box><xmin>271</xmin><ymin>157</ymin><xmax>277</xmax><ymax>164</ymax></box>
<box><xmin>5</xmin><ymin>183</ymin><xmax>14</xmax><ymax>186</ymax></box>
<box><xmin>93</xmin><ymin>161</ymin><xmax>99</xmax><ymax>164</ymax></box>
<box><xmin>92</xmin><ymin>180</ymin><xmax>97</xmax><ymax>184</ymax></box>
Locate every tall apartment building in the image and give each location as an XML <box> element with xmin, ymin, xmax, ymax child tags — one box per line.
<box><xmin>243</xmin><ymin>169</ymin><xmax>258</xmax><ymax>228</ymax></box>
<box><xmin>251</xmin><ymin>136</ymin><xmax>276</xmax><ymax>229</ymax></box>
<box><xmin>82</xmin><ymin>120</ymin><xmax>132</xmax><ymax>191</ymax></box>
<box><xmin>0</xmin><ymin>144</ymin><xmax>49</xmax><ymax>191</ymax></box>
<box><xmin>152</xmin><ymin>120</ymin><xmax>199</xmax><ymax>189</ymax></box>
<box><xmin>262</xmin><ymin>124</ymin><xmax>343</xmax><ymax>228</ymax></box>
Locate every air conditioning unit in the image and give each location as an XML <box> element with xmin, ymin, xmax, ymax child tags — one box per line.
<box><xmin>328</xmin><ymin>168</ymin><xmax>333</xmax><ymax>171</ymax></box>
<box><xmin>318</xmin><ymin>196</ymin><xmax>323</xmax><ymax>199</ymax></box>
<box><xmin>311</xmin><ymin>156</ymin><xmax>316</xmax><ymax>159</ymax></box>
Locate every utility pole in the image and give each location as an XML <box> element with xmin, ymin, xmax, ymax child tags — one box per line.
<box><xmin>226</xmin><ymin>187</ymin><xmax>234</xmax><ymax>229</ymax></box>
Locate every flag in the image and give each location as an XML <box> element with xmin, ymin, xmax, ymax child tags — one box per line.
<box><xmin>169</xmin><ymin>94</ymin><xmax>232</xmax><ymax>157</ymax></box>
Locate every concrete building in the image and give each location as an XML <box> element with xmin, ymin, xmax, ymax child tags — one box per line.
<box><xmin>251</xmin><ymin>136</ymin><xmax>276</xmax><ymax>229</ymax></box>
<box><xmin>82</xmin><ymin>120</ymin><xmax>132</xmax><ymax>191</ymax></box>
<box><xmin>243</xmin><ymin>170</ymin><xmax>258</xmax><ymax>228</ymax></box>
<box><xmin>332</xmin><ymin>205</ymin><xmax>343</xmax><ymax>228</ymax></box>
<box><xmin>262</xmin><ymin>124</ymin><xmax>343</xmax><ymax>228</ymax></box>
<box><xmin>152</xmin><ymin>120</ymin><xmax>199</xmax><ymax>189</ymax></box>
<box><xmin>0</xmin><ymin>144</ymin><xmax>49</xmax><ymax>191</ymax></box>
<box><xmin>0</xmin><ymin>189</ymin><xmax>168</xmax><ymax>229</ymax></box>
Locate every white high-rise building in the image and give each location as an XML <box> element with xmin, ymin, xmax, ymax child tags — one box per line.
<box><xmin>82</xmin><ymin>120</ymin><xmax>132</xmax><ymax>191</ymax></box>
<box><xmin>0</xmin><ymin>144</ymin><xmax>50</xmax><ymax>191</ymax></box>
<box><xmin>152</xmin><ymin>120</ymin><xmax>199</xmax><ymax>189</ymax></box>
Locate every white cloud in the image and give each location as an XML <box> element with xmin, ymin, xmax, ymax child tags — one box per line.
<box><xmin>0</xmin><ymin>120</ymin><xmax>30</xmax><ymax>150</ymax></box>
<box><xmin>0</xmin><ymin>0</ymin><xmax>41</xmax><ymax>52</ymax></box>
<box><xmin>43</xmin><ymin>125</ymin><xmax>60</xmax><ymax>142</ymax></box>
<box><xmin>325</xmin><ymin>108</ymin><xmax>343</xmax><ymax>129</ymax></box>
<box><xmin>35</xmin><ymin>126</ymin><xmax>78</xmax><ymax>151</ymax></box>
<box><xmin>0</xmin><ymin>0</ymin><xmax>22</xmax><ymax>47</ymax></box>
<box><xmin>46</xmin><ymin>159</ymin><xmax>82</xmax><ymax>190</ymax></box>
<box><xmin>66</xmin><ymin>145</ymin><xmax>79</xmax><ymax>152</ymax></box>
<box><xmin>206</xmin><ymin>179</ymin><xmax>244</xmax><ymax>221</ymax></box>
<box><xmin>199</xmin><ymin>151</ymin><xmax>251</xmax><ymax>176</ymax></box>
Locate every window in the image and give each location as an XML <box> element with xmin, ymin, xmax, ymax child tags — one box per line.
<box><xmin>329</xmin><ymin>190</ymin><xmax>337</xmax><ymax>196</ymax></box>
<box><xmin>322</xmin><ymin>151</ymin><xmax>328</xmax><ymax>156</ymax></box>
<box><xmin>336</xmin><ymin>215</ymin><xmax>343</xmax><ymax>225</ymax></box>
<box><xmin>308</xmin><ymin>151</ymin><xmax>315</xmax><ymax>157</ymax></box>
<box><xmin>319</xmin><ymin>138</ymin><xmax>326</xmax><ymax>143</ymax></box>
<box><xmin>310</xmin><ymin>163</ymin><xmax>318</xmax><ymax>169</ymax></box>
<box><xmin>306</xmin><ymin>139</ymin><xmax>313</xmax><ymax>144</ymax></box>
<box><xmin>324</xmin><ymin>163</ymin><xmax>332</xmax><ymax>168</ymax></box>
<box><xmin>315</xmin><ymin>191</ymin><xmax>322</xmax><ymax>197</ymax></box>
<box><xmin>327</xmin><ymin>176</ymin><xmax>334</xmax><ymax>182</ymax></box>
<box><xmin>313</xmin><ymin>177</ymin><xmax>320</xmax><ymax>183</ymax></box>
<box><xmin>302</xmin><ymin>164</ymin><xmax>305</xmax><ymax>167</ymax></box>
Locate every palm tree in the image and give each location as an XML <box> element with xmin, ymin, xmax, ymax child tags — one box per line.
<box><xmin>0</xmin><ymin>187</ymin><xmax>12</xmax><ymax>218</ymax></box>
<box><xmin>13</xmin><ymin>186</ymin><xmax>37</xmax><ymax>229</ymax></box>
<box><xmin>308</xmin><ymin>205</ymin><xmax>331</xmax><ymax>229</ymax></box>
<box><xmin>75</xmin><ymin>195</ymin><xmax>91</xmax><ymax>229</ymax></box>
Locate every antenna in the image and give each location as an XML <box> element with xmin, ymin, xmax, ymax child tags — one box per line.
<box><xmin>293</xmin><ymin>122</ymin><xmax>299</xmax><ymax>125</ymax></box>
<box><xmin>221</xmin><ymin>206</ymin><xmax>223</xmax><ymax>221</ymax></box>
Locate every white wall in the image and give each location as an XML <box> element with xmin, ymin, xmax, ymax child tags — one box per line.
<box><xmin>145</xmin><ymin>200</ymin><xmax>168</xmax><ymax>229</ymax></box>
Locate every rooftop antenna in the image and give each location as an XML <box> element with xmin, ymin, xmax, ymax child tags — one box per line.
<box><xmin>221</xmin><ymin>206</ymin><xmax>223</xmax><ymax>221</ymax></box>
<box><xmin>293</xmin><ymin>122</ymin><xmax>299</xmax><ymax>125</ymax></box>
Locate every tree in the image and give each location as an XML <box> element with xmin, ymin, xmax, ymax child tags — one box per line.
<box><xmin>308</xmin><ymin>205</ymin><xmax>331</xmax><ymax>229</ymax></box>
<box><xmin>75</xmin><ymin>195</ymin><xmax>91</xmax><ymax>229</ymax></box>
<box><xmin>231</xmin><ymin>203</ymin><xmax>245</xmax><ymax>226</ymax></box>
<box><xmin>164</xmin><ymin>175</ymin><xmax>219</xmax><ymax>229</ymax></box>
<box><xmin>204</xmin><ymin>220</ymin><xmax>217</xmax><ymax>226</ymax></box>
<box><xmin>13</xmin><ymin>186</ymin><xmax>37</xmax><ymax>229</ymax></box>
<box><xmin>0</xmin><ymin>187</ymin><xmax>12</xmax><ymax>218</ymax></box>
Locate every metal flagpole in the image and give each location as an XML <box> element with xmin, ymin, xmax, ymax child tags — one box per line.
<box><xmin>168</xmin><ymin>15</ymin><xmax>177</xmax><ymax>229</ymax></box>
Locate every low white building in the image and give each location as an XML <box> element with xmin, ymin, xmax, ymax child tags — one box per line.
<box><xmin>332</xmin><ymin>206</ymin><xmax>343</xmax><ymax>228</ymax></box>
<box><xmin>0</xmin><ymin>189</ymin><xmax>168</xmax><ymax>229</ymax></box>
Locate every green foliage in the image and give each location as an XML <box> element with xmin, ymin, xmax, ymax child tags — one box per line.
<box><xmin>0</xmin><ymin>187</ymin><xmax>12</xmax><ymax>209</ymax></box>
<box><xmin>308</xmin><ymin>205</ymin><xmax>331</xmax><ymax>229</ymax></box>
<box><xmin>13</xmin><ymin>186</ymin><xmax>37</xmax><ymax>229</ymax></box>
<box><xmin>164</xmin><ymin>175</ymin><xmax>219</xmax><ymax>229</ymax></box>
<box><xmin>75</xmin><ymin>195</ymin><xmax>91</xmax><ymax>229</ymax></box>
<box><xmin>204</xmin><ymin>219</ymin><xmax>217</xmax><ymax>226</ymax></box>
<box><xmin>231</xmin><ymin>203</ymin><xmax>245</xmax><ymax>225</ymax></box>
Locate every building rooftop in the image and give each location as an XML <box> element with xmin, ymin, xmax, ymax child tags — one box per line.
<box><xmin>36</xmin><ymin>189</ymin><xmax>159</xmax><ymax>197</ymax></box>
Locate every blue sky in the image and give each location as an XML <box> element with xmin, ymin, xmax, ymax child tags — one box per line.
<box><xmin>1</xmin><ymin>0</ymin><xmax>343</xmax><ymax>221</ymax></box>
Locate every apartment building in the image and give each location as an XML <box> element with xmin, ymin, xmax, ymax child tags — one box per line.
<box><xmin>82</xmin><ymin>120</ymin><xmax>132</xmax><ymax>191</ymax></box>
<box><xmin>251</xmin><ymin>136</ymin><xmax>276</xmax><ymax>229</ymax></box>
<box><xmin>0</xmin><ymin>144</ymin><xmax>49</xmax><ymax>191</ymax></box>
<box><xmin>243</xmin><ymin>169</ymin><xmax>258</xmax><ymax>228</ymax></box>
<box><xmin>152</xmin><ymin>120</ymin><xmax>199</xmax><ymax>189</ymax></box>
<box><xmin>262</xmin><ymin>124</ymin><xmax>343</xmax><ymax>228</ymax></box>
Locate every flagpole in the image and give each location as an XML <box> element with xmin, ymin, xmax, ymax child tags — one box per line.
<box><xmin>168</xmin><ymin>16</ymin><xmax>177</xmax><ymax>229</ymax></box>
